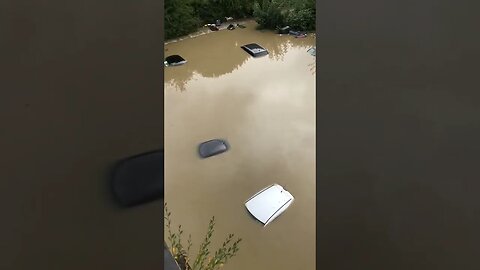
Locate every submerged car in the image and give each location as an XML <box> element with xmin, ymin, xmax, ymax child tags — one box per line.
<box><xmin>245</xmin><ymin>184</ymin><xmax>294</xmax><ymax>226</ymax></box>
<box><xmin>164</xmin><ymin>55</ymin><xmax>187</xmax><ymax>67</ymax></box>
<box><xmin>289</xmin><ymin>30</ymin><xmax>301</xmax><ymax>36</ymax></box>
<box><xmin>240</xmin><ymin>43</ymin><xmax>269</xmax><ymax>57</ymax></box>
<box><xmin>198</xmin><ymin>139</ymin><xmax>229</xmax><ymax>158</ymax></box>
<box><xmin>206</xmin><ymin>24</ymin><xmax>219</xmax><ymax>31</ymax></box>
<box><xmin>277</xmin><ymin>26</ymin><xmax>290</xmax><ymax>34</ymax></box>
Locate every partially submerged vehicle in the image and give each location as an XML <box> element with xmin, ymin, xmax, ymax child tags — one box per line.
<box><xmin>288</xmin><ymin>30</ymin><xmax>301</xmax><ymax>36</ymax></box>
<box><xmin>198</xmin><ymin>139</ymin><xmax>229</xmax><ymax>158</ymax></box>
<box><xmin>111</xmin><ymin>150</ymin><xmax>164</xmax><ymax>207</ymax></box>
<box><xmin>204</xmin><ymin>24</ymin><xmax>219</xmax><ymax>31</ymax></box>
<box><xmin>164</xmin><ymin>55</ymin><xmax>187</xmax><ymax>67</ymax></box>
<box><xmin>240</xmin><ymin>43</ymin><xmax>269</xmax><ymax>57</ymax></box>
<box><xmin>236</xmin><ymin>23</ymin><xmax>246</xmax><ymax>29</ymax></box>
<box><xmin>245</xmin><ymin>184</ymin><xmax>294</xmax><ymax>226</ymax></box>
<box><xmin>288</xmin><ymin>30</ymin><xmax>307</xmax><ymax>38</ymax></box>
<box><xmin>277</xmin><ymin>26</ymin><xmax>290</xmax><ymax>34</ymax></box>
<box><xmin>307</xmin><ymin>47</ymin><xmax>316</xmax><ymax>56</ymax></box>
<box><xmin>227</xmin><ymin>24</ymin><xmax>235</xmax><ymax>30</ymax></box>
<box><xmin>208</xmin><ymin>25</ymin><xmax>219</xmax><ymax>31</ymax></box>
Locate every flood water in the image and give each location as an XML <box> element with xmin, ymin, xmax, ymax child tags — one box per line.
<box><xmin>164</xmin><ymin>21</ymin><xmax>316</xmax><ymax>269</ymax></box>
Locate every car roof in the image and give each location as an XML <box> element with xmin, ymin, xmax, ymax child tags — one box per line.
<box><xmin>165</xmin><ymin>55</ymin><xmax>186</xmax><ymax>64</ymax></box>
<box><xmin>198</xmin><ymin>139</ymin><xmax>229</xmax><ymax>158</ymax></box>
<box><xmin>245</xmin><ymin>184</ymin><xmax>294</xmax><ymax>224</ymax></box>
<box><xmin>241</xmin><ymin>43</ymin><xmax>269</xmax><ymax>57</ymax></box>
<box><xmin>243</xmin><ymin>43</ymin><xmax>264</xmax><ymax>50</ymax></box>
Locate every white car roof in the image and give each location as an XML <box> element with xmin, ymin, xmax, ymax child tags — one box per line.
<box><xmin>245</xmin><ymin>184</ymin><xmax>294</xmax><ymax>226</ymax></box>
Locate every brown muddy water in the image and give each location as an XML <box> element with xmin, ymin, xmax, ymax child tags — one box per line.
<box><xmin>164</xmin><ymin>21</ymin><xmax>316</xmax><ymax>269</ymax></box>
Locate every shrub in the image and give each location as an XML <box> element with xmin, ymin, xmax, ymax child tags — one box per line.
<box><xmin>164</xmin><ymin>203</ymin><xmax>242</xmax><ymax>270</ymax></box>
<box><xmin>253</xmin><ymin>0</ymin><xmax>315</xmax><ymax>31</ymax></box>
<box><xmin>285</xmin><ymin>8</ymin><xmax>315</xmax><ymax>31</ymax></box>
<box><xmin>165</xmin><ymin>0</ymin><xmax>201</xmax><ymax>39</ymax></box>
<box><xmin>253</xmin><ymin>0</ymin><xmax>287</xmax><ymax>29</ymax></box>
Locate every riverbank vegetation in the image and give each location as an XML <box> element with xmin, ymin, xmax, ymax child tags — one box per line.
<box><xmin>165</xmin><ymin>0</ymin><xmax>316</xmax><ymax>39</ymax></box>
<box><xmin>164</xmin><ymin>203</ymin><xmax>242</xmax><ymax>270</ymax></box>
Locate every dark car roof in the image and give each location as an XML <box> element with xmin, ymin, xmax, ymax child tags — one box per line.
<box><xmin>198</xmin><ymin>139</ymin><xmax>229</xmax><ymax>158</ymax></box>
<box><xmin>243</xmin><ymin>43</ymin><xmax>264</xmax><ymax>50</ymax></box>
<box><xmin>165</xmin><ymin>55</ymin><xmax>186</xmax><ymax>64</ymax></box>
<box><xmin>241</xmin><ymin>43</ymin><xmax>269</xmax><ymax>57</ymax></box>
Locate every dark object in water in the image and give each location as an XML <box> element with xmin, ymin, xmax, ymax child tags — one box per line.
<box><xmin>111</xmin><ymin>150</ymin><xmax>164</xmax><ymax>207</ymax></box>
<box><xmin>278</xmin><ymin>26</ymin><xmax>290</xmax><ymax>34</ymax></box>
<box><xmin>164</xmin><ymin>55</ymin><xmax>187</xmax><ymax>66</ymax></box>
<box><xmin>216</xmin><ymin>19</ymin><xmax>221</xmax><ymax>26</ymax></box>
<box><xmin>208</xmin><ymin>25</ymin><xmax>219</xmax><ymax>31</ymax></box>
<box><xmin>289</xmin><ymin>30</ymin><xmax>301</xmax><ymax>36</ymax></box>
<box><xmin>240</xmin><ymin>43</ymin><xmax>269</xmax><ymax>57</ymax></box>
<box><xmin>236</xmin><ymin>23</ymin><xmax>246</xmax><ymax>28</ymax></box>
<box><xmin>199</xmin><ymin>139</ymin><xmax>229</xmax><ymax>158</ymax></box>
<box><xmin>227</xmin><ymin>24</ymin><xmax>235</xmax><ymax>30</ymax></box>
<box><xmin>295</xmin><ymin>33</ymin><xmax>307</xmax><ymax>38</ymax></box>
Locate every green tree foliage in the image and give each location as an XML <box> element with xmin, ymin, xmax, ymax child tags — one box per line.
<box><xmin>253</xmin><ymin>0</ymin><xmax>315</xmax><ymax>31</ymax></box>
<box><xmin>285</xmin><ymin>7</ymin><xmax>315</xmax><ymax>30</ymax></box>
<box><xmin>190</xmin><ymin>0</ymin><xmax>224</xmax><ymax>25</ymax></box>
<box><xmin>164</xmin><ymin>0</ymin><xmax>315</xmax><ymax>39</ymax></box>
<box><xmin>252</xmin><ymin>0</ymin><xmax>288</xmax><ymax>29</ymax></box>
<box><xmin>165</xmin><ymin>0</ymin><xmax>201</xmax><ymax>39</ymax></box>
<box><xmin>191</xmin><ymin>0</ymin><xmax>256</xmax><ymax>25</ymax></box>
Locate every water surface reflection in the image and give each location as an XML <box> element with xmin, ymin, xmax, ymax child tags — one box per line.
<box><xmin>165</xmin><ymin>21</ymin><xmax>315</xmax><ymax>91</ymax></box>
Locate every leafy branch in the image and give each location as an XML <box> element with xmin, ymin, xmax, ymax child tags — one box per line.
<box><xmin>164</xmin><ymin>203</ymin><xmax>242</xmax><ymax>270</ymax></box>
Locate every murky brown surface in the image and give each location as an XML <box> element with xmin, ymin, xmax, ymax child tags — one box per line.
<box><xmin>164</xmin><ymin>21</ymin><xmax>316</xmax><ymax>270</ymax></box>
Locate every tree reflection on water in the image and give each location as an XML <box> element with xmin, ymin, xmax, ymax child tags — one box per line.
<box><xmin>165</xmin><ymin>24</ymin><xmax>315</xmax><ymax>92</ymax></box>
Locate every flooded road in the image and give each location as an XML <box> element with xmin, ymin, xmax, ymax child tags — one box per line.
<box><xmin>164</xmin><ymin>21</ymin><xmax>316</xmax><ymax>269</ymax></box>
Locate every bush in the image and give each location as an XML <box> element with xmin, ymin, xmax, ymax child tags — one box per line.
<box><xmin>164</xmin><ymin>0</ymin><xmax>315</xmax><ymax>39</ymax></box>
<box><xmin>285</xmin><ymin>8</ymin><xmax>315</xmax><ymax>31</ymax></box>
<box><xmin>164</xmin><ymin>203</ymin><xmax>242</xmax><ymax>270</ymax></box>
<box><xmin>165</xmin><ymin>0</ymin><xmax>201</xmax><ymax>39</ymax></box>
<box><xmin>253</xmin><ymin>0</ymin><xmax>287</xmax><ymax>29</ymax></box>
<box><xmin>190</xmin><ymin>0</ymin><xmax>255</xmax><ymax>25</ymax></box>
<box><xmin>253</xmin><ymin>0</ymin><xmax>315</xmax><ymax>31</ymax></box>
